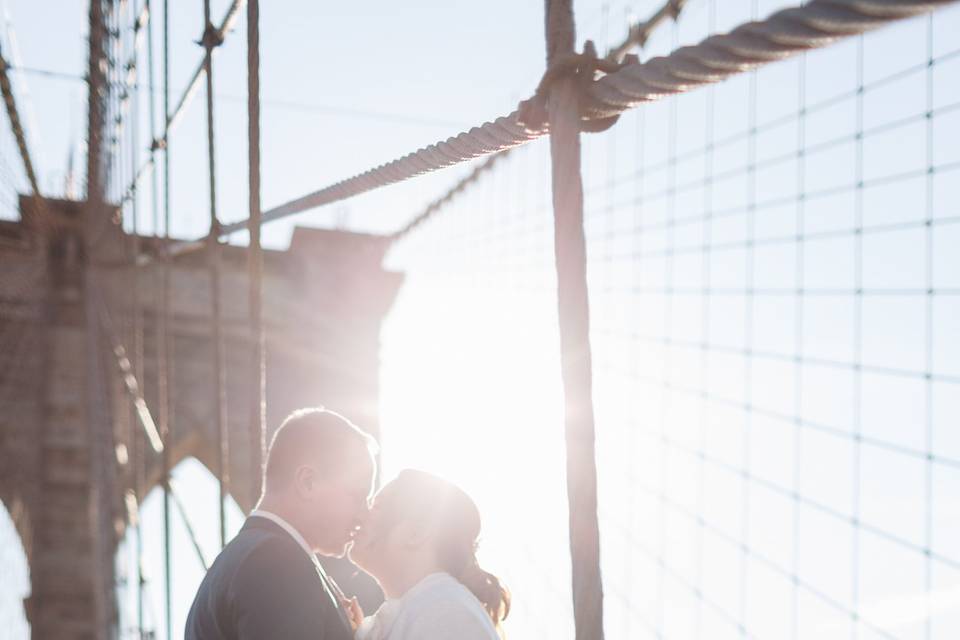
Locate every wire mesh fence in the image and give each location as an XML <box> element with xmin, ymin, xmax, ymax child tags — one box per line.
<box><xmin>383</xmin><ymin>2</ymin><xmax>960</xmax><ymax>637</ymax></box>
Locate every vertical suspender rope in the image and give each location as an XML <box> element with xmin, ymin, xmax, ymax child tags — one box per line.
<box><xmin>128</xmin><ymin>3</ymin><xmax>146</xmax><ymax>637</ymax></box>
<box><xmin>85</xmin><ymin>0</ymin><xmax>105</xmax><ymax>204</ymax></box>
<box><xmin>83</xmin><ymin>0</ymin><xmax>110</xmax><ymax>631</ymax></box>
<box><xmin>543</xmin><ymin>2</ymin><xmax>605</xmax><ymax>639</ymax></box>
<box><xmin>246</xmin><ymin>0</ymin><xmax>265</xmax><ymax>508</ymax></box>
<box><xmin>160</xmin><ymin>0</ymin><xmax>173</xmax><ymax>638</ymax></box>
<box><xmin>202</xmin><ymin>0</ymin><xmax>230</xmax><ymax>549</ymax></box>
<box><xmin>143</xmin><ymin>0</ymin><xmax>159</xmax><ymax>635</ymax></box>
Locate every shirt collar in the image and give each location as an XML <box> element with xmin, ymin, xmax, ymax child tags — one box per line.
<box><xmin>249</xmin><ymin>509</ymin><xmax>315</xmax><ymax>561</ymax></box>
<box><xmin>249</xmin><ymin>509</ymin><xmax>353</xmax><ymax>629</ymax></box>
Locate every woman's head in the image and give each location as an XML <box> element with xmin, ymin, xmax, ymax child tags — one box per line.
<box><xmin>349</xmin><ymin>469</ymin><xmax>510</xmax><ymax>628</ymax></box>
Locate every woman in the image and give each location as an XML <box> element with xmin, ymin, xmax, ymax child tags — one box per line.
<box><xmin>346</xmin><ymin>469</ymin><xmax>510</xmax><ymax>639</ymax></box>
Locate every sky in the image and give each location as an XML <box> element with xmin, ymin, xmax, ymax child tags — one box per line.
<box><xmin>2</xmin><ymin>1</ymin><xmax>960</xmax><ymax>639</ymax></box>
<box><xmin>0</xmin><ymin>0</ymin><xmax>552</xmax><ymax>242</ymax></box>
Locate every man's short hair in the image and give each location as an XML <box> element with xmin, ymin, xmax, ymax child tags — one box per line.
<box><xmin>263</xmin><ymin>408</ymin><xmax>378</xmax><ymax>492</ymax></box>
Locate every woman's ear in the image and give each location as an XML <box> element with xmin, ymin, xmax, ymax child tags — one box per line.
<box><xmin>398</xmin><ymin>518</ymin><xmax>431</xmax><ymax>550</ymax></box>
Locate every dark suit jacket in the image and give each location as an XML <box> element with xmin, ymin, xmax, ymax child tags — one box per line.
<box><xmin>185</xmin><ymin>516</ymin><xmax>355</xmax><ymax>640</ymax></box>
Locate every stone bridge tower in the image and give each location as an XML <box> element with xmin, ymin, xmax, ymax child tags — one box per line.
<box><xmin>0</xmin><ymin>196</ymin><xmax>402</xmax><ymax>638</ymax></box>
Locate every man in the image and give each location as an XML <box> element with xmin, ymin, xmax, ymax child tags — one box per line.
<box><xmin>186</xmin><ymin>408</ymin><xmax>378</xmax><ymax>639</ymax></box>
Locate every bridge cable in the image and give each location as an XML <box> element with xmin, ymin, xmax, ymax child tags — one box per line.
<box><xmin>0</xmin><ymin>40</ymin><xmax>57</xmax><ymax>236</ymax></box>
<box><xmin>387</xmin><ymin>0</ymin><xmax>692</xmax><ymax>246</ymax></box>
<box><xmin>141</xmin><ymin>2</ymin><xmax>161</xmax><ymax>630</ymax></box>
<box><xmin>115</xmin><ymin>6</ymin><xmax>148</xmax><ymax>628</ymax></box>
<box><xmin>155</xmin><ymin>0</ymin><xmax>952</xmax><ymax>259</ymax></box>
<box><xmin>169</xmin><ymin>478</ymin><xmax>210</xmax><ymax>571</ymax></box>
<box><xmin>159</xmin><ymin>0</ymin><xmax>173</xmax><ymax>637</ymax></box>
<box><xmin>201</xmin><ymin>0</ymin><xmax>231</xmax><ymax>550</ymax></box>
<box><xmin>126</xmin><ymin>5</ymin><xmax>148</xmax><ymax>635</ymax></box>
<box><xmin>120</xmin><ymin>0</ymin><xmax>245</xmax><ymax>208</ymax></box>
<box><xmin>543</xmin><ymin>2</ymin><xmax>604</xmax><ymax>638</ymax></box>
<box><xmin>96</xmin><ymin>279</ymin><xmax>163</xmax><ymax>454</ymax></box>
<box><xmin>246</xmin><ymin>0</ymin><xmax>266</xmax><ymax>509</ymax></box>
<box><xmin>0</xmin><ymin>45</ymin><xmax>37</xmax><ymax>189</ymax></box>
<box><xmin>98</xmin><ymin>280</ymin><xmax>217</xmax><ymax>589</ymax></box>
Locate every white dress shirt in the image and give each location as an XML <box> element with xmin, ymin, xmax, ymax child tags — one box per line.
<box><xmin>249</xmin><ymin>509</ymin><xmax>316</xmax><ymax>563</ymax></box>
<box><xmin>355</xmin><ymin>572</ymin><xmax>499</xmax><ymax>640</ymax></box>
<box><xmin>248</xmin><ymin>509</ymin><xmax>347</xmax><ymax>604</ymax></box>
<box><xmin>249</xmin><ymin>509</ymin><xmax>350</xmax><ymax>627</ymax></box>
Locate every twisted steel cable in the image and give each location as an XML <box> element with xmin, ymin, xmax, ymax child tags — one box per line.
<box><xmin>175</xmin><ymin>0</ymin><xmax>953</xmax><ymax>251</ymax></box>
<box><xmin>386</xmin><ymin>152</ymin><xmax>506</xmax><ymax>241</ymax></box>
<box><xmin>385</xmin><ymin>0</ymin><xmax>692</xmax><ymax>245</ymax></box>
<box><xmin>583</xmin><ymin>0</ymin><xmax>954</xmax><ymax>118</ymax></box>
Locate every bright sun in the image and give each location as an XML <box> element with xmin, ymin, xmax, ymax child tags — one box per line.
<box><xmin>378</xmin><ymin>274</ymin><xmax>576</xmax><ymax>636</ymax></box>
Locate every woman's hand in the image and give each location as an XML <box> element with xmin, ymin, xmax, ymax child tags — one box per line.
<box><xmin>344</xmin><ymin>595</ymin><xmax>364</xmax><ymax>631</ymax></box>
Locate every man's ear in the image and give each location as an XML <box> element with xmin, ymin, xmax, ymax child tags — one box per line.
<box><xmin>293</xmin><ymin>464</ymin><xmax>318</xmax><ymax>499</ymax></box>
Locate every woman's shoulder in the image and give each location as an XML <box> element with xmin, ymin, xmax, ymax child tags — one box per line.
<box><xmin>404</xmin><ymin>573</ymin><xmax>473</xmax><ymax>605</ymax></box>
<box><xmin>399</xmin><ymin>573</ymin><xmax>499</xmax><ymax>639</ymax></box>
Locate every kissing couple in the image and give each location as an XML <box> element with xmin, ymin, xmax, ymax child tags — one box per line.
<box><xmin>185</xmin><ymin>408</ymin><xmax>510</xmax><ymax>640</ymax></box>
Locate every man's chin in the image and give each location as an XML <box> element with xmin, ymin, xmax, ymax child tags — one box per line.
<box><xmin>327</xmin><ymin>544</ymin><xmax>348</xmax><ymax>559</ymax></box>
<box><xmin>313</xmin><ymin>538</ymin><xmax>350</xmax><ymax>559</ymax></box>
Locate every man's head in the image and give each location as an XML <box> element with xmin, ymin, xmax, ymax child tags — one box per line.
<box><xmin>260</xmin><ymin>408</ymin><xmax>378</xmax><ymax>556</ymax></box>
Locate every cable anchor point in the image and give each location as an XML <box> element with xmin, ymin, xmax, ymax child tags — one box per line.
<box><xmin>517</xmin><ymin>40</ymin><xmax>625</xmax><ymax>134</ymax></box>
<box><xmin>198</xmin><ymin>22</ymin><xmax>225</xmax><ymax>51</ymax></box>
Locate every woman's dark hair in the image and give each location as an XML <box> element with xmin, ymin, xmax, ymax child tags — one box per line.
<box><xmin>455</xmin><ymin>556</ymin><xmax>511</xmax><ymax>630</ymax></box>
<box><xmin>386</xmin><ymin>470</ymin><xmax>511</xmax><ymax>632</ymax></box>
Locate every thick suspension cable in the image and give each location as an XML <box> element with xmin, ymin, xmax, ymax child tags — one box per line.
<box><xmin>162</xmin><ymin>0</ymin><xmax>950</xmax><ymax>255</ymax></box>
<box><xmin>387</xmin><ymin>153</ymin><xmax>506</xmax><ymax>241</ymax></box>
<box><xmin>387</xmin><ymin>0</ymin><xmax>692</xmax><ymax>245</ymax></box>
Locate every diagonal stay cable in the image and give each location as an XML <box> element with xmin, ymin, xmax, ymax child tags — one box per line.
<box><xmin>168</xmin><ymin>0</ymin><xmax>244</xmax><ymax>133</ymax></box>
<box><xmin>0</xmin><ymin>39</ymin><xmax>58</xmax><ymax>235</ymax></box>
<box><xmin>94</xmin><ymin>281</ymin><xmax>164</xmax><ymax>454</ymax></box>
<box><xmin>121</xmin><ymin>0</ymin><xmax>244</xmax><ymax>206</ymax></box>
<box><xmin>607</xmin><ymin>0</ymin><xmax>691</xmax><ymax>61</ymax></box>
<box><xmin>0</xmin><ymin>41</ymin><xmax>38</xmax><ymax>196</ymax></box>
<box><xmin>169</xmin><ymin>478</ymin><xmax>211</xmax><ymax>571</ymax></box>
<box><xmin>158</xmin><ymin>0</ymin><xmax>953</xmax><ymax>261</ymax></box>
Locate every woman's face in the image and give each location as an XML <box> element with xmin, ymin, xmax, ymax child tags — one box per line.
<box><xmin>347</xmin><ymin>482</ymin><xmax>405</xmax><ymax>577</ymax></box>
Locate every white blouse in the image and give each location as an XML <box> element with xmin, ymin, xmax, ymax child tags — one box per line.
<box><xmin>355</xmin><ymin>572</ymin><xmax>500</xmax><ymax>640</ymax></box>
